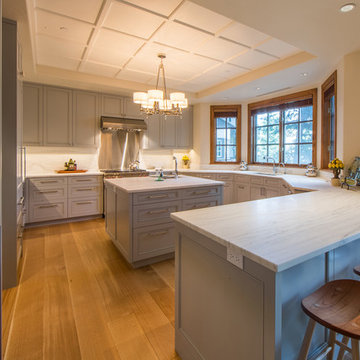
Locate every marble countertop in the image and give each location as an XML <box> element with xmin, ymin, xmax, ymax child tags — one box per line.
<box><xmin>105</xmin><ymin>175</ymin><xmax>224</xmax><ymax>193</ymax></box>
<box><xmin>26</xmin><ymin>171</ymin><xmax>103</xmax><ymax>178</ymax></box>
<box><xmin>171</xmin><ymin>184</ymin><xmax>360</xmax><ymax>273</ymax></box>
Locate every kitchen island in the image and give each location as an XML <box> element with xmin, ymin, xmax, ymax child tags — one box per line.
<box><xmin>104</xmin><ymin>176</ymin><xmax>223</xmax><ymax>267</ymax></box>
<box><xmin>171</xmin><ymin>186</ymin><xmax>360</xmax><ymax>360</ymax></box>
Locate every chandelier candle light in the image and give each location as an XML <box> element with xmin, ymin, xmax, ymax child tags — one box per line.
<box><xmin>133</xmin><ymin>54</ymin><xmax>188</xmax><ymax>116</ymax></box>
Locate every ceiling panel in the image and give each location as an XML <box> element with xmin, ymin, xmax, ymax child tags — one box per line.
<box><xmin>80</xmin><ymin>61</ymin><xmax>119</xmax><ymax>77</ymax></box>
<box><xmin>92</xmin><ymin>28</ymin><xmax>145</xmax><ymax>57</ymax></box>
<box><xmin>173</xmin><ymin>1</ymin><xmax>232</xmax><ymax>34</ymax></box>
<box><xmin>37</xmin><ymin>34</ymin><xmax>85</xmax><ymax>59</ymax></box>
<box><xmin>103</xmin><ymin>2</ymin><xmax>164</xmax><ymax>39</ymax></box>
<box><xmin>87</xmin><ymin>47</ymin><xmax>131</xmax><ymax>68</ymax></box>
<box><xmin>146</xmin><ymin>76</ymin><xmax>185</xmax><ymax>90</ymax></box>
<box><xmin>195</xmin><ymin>37</ymin><xmax>248</xmax><ymax>61</ymax></box>
<box><xmin>202</xmin><ymin>63</ymin><xmax>248</xmax><ymax>80</ymax></box>
<box><xmin>35</xmin><ymin>9</ymin><xmax>93</xmax><ymax>44</ymax></box>
<box><xmin>152</xmin><ymin>21</ymin><xmax>212</xmax><ymax>52</ymax></box>
<box><xmin>37</xmin><ymin>53</ymin><xmax>80</xmax><ymax>71</ymax></box>
<box><xmin>229</xmin><ymin>50</ymin><xmax>276</xmax><ymax>69</ymax></box>
<box><xmin>116</xmin><ymin>69</ymin><xmax>155</xmax><ymax>83</ymax></box>
<box><xmin>255</xmin><ymin>38</ymin><xmax>299</xmax><ymax>58</ymax></box>
<box><xmin>219</xmin><ymin>22</ymin><xmax>270</xmax><ymax>47</ymax></box>
<box><xmin>35</xmin><ymin>0</ymin><xmax>103</xmax><ymax>24</ymax></box>
<box><xmin>124</xmin><ymin>0</ymin><xmax>183</xmax><ymax>16</ymax></box>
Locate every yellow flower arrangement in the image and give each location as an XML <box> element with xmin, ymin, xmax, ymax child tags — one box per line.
<box><xmin>182</xmin><ymin>155</ymin><xmax>190</xmax><ymax>168</ymax></box>
<box><xmin>328</xmin><ymin>158</ymin><xmax>344</xmax><ymax>178</ymax></box>
<box><xmin>182</xmin><ymin>155</ymin><xmax>190</xmax><ymax>161</ymax></box>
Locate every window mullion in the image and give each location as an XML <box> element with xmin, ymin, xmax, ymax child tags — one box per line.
<box><xmin>279</xmin><ymin>110</ymin><xmax>284</xmax><ymax>163</ymax></box>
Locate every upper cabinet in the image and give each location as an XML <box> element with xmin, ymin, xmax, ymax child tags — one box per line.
<box><xmin>44</xmin><ymin>86</ymin><xmax>72</xmax><ymax>146</ymax></box>
<box><xmin>23</xmin><ymin>83</ymin><xmax>43</xmax><ymax>145</ymax></box>
<box><xmin>122</xmin><ymin>97</ymin><xmax>143</xmax><ymax>118</ymax></box>
<box><xmin>101</xmin><ymin>94</ymin><xmax>122</xmax><ymax>117</ymax></box>
<box><xmin>73</xmin><ymin>90</ymin><xmax>99</xmax><ymax>147</ymax></box>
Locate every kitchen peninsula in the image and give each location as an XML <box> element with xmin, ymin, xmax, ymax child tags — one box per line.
<box><xmin>104</xmin><ymin>176</ymin><xmax>224</xmax><ymax>267</ymax></box>
<box><xmin>171</xmin><ymin>186</ymin><xmax>360</xmax><ymax>360</ymax></box>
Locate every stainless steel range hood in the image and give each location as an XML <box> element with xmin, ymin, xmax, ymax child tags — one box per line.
<box><xmin>100</xmin><ymin>116</ymin><xmax>147</xmax><ymax>132</ymax></box>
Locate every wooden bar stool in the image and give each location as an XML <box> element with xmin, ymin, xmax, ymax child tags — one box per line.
<box><xmin>354</xmin><ymin>265</ymin><xmax>360</xmax><ymax>277</ymax></box>
<box><xmin>298</xmin><ymin>280</ymin><xmax>360</xmax><ymax>360</ymax></box>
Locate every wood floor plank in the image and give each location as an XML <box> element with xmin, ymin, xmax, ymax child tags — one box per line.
<box><xmin>151</xmin><ymin>260</ymin><xmax>176</xmax><ymax>291</ymax></box>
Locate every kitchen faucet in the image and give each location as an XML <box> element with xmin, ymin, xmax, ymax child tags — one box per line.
<box><xmin>279</xmin><ymin>162</ymin><xmax>286</xmax><ymax>174</ymax></box>
<box><xmin>264</xmin><ymin>156</ymin><xmax>277</xmax><ymax>175</ymax></box>
<box><xmin>173</xmin><ymin>156</ymin><xmax>178</xmax><ymax>179</ymax></box>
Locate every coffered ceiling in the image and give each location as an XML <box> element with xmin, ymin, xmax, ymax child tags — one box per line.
<box><xmin>25</xmin><ymin>0</ymin><xmax>304</xmax><ymax>95</ymax></box>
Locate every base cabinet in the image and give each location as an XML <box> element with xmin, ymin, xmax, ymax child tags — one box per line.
<box><xmin>26</xmin><ymin>175</ymin><xmax>103</xmax><ymax>224</ymax></box>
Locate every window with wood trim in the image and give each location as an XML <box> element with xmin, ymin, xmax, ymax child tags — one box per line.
<box><xmin>321</xmin><ymin>71</ymin><xmax>337</xmax><ymax>169</ymax></box>
<box><xmin>210</xmin><ymin>105</ymin><xmax>241</xmax><ymax>164</ymax></box>
<box><xmin>248</xmin><ymin>89</ymin><xmax>317</xmax><ymax>166</ymax></box>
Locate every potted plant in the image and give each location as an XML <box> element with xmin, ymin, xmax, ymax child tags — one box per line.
<box><xmin>182</xmin><ymin>155</ymin><xmax>190</xmax><ymax>169</ymax></box>
<box><xmin>328</xmin><ymin>158</ymin><xmax>344</xmax><ymax>186</ymax></box>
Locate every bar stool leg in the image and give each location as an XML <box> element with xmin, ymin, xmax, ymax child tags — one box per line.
<box><xmin>298</xmin><ymin>318</ymin><xmax>316</xmax><ymax>360</ymax></box>
<box><xmin>327</xmin><ymin>331</ymin><xmax>336</xmax><ymax>360</ymax></box>
<box><xmin>351</xmin><ymin>339</ymin><xmax>360</xmax><ymax>360</ymax></box>
<box><xmin>336</xmin><ymin>336</ymin><xmax>349</xmax><ymax>360</ymax></box>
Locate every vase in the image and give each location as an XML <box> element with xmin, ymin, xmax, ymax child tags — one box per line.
<box><xmin>331</xmin><ymin>177</ymin><xmax>341</xmax><ymax>187</ymax></box>
<box><xmin>182</xmin><ymin>161</ymin><xmax>190</xmax><ymax>169</ymax></box>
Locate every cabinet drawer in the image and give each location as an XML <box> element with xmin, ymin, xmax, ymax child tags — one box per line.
<box><xmin>182</xmin><ymin>196</ymin><xmax>221</xmax><ymax>211</ymax></box>
<box><xmin>29</xmin><ymin>201</ymin><xmax>67</xmax><ymax>223</ymax></box>
<box><xmin>30</xmin><ymin>177</ymin><xmax>67</xmax><ymax>189</ymax></box>
<box><xmin>133</xmin><ymin>223</ymin><xmax>175</xmax><ymax>261</ymax></box>
<box><xmin>234</xmin><ymin>175</ymin><xmax>250</xmax><ymax>184</ymax></box>
<box><xmin>182</xmin><ymin>186</ymin><xmax>221</xmax><ymax>199</ymax></box>
<box><xmin>133</xmin><ymin>200</ymin><xmax>181</xmax><ymax>228</ymax></box>
<box><xmin>217</xmin><ymin>173</ymin><xmax>233</xmax><ymax>181</ymax></box>
<box><xmin>198</xmin><ymin>173</ymin><xmax>217</xmax><ymax>180</ymax></box>
<box><xmin>68</xmin><ymin>184</ymin><xmax>102</xmax><ymax>199</ymax></box>
<box><xmin>250</xmin><ymin>176</ymin><xmax>264</xmax><ymax>185</ymax></box>
<box><xmin>264</xmin><ymin>178</ymin><xmax>281</xmax><ymax>187</ymax></box>
<box><xmin>30</xmin><ymin>187</ymin><xmax>67</xmax><ymax>203</ymax></box>
<box><xmin>133</xmin><ymin>190</ymin><xmax>180</xmax><ymax>205</ymax></box>
<box><xmin>68</xmin><ymin>176</ymin><xmax>102</xmax><ymax>185</ymax></box>
<box><xmin>68</xmin><ymin>198</ymin><xmax>102</xmax><ymax>218</ymax></box>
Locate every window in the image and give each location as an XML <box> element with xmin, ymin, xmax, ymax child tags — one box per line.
<box><xmin>210</xmin><ymin>105</ymin><xmax>241</xmax><ymax>163</ymax></box>
<box><xmin>248</xmin><ymin>89</ymin><xmax>317</xmax><ymax>166</ymax></box>
<box><xmin>321</xmin><ymin>71</ymin><xmax>337</xmax><ymax>168</ymax></box>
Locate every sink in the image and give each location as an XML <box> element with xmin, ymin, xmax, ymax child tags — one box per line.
<box><xmin>162</xmin><ymin>174</ymin><xmax>182</xmax><ymax>179</ymax></box>
<box><xmin>253</xmin><ymin>172</ymin><xmax>278</xmax><ymax>176</ymax></box>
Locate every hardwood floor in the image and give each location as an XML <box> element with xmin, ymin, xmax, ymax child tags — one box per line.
<box><xmin>2</xmin><ymin>219</ymin><xmax>180</xmax><ymax>360</ymax></box>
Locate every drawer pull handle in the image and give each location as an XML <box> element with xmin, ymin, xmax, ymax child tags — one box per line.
<box><xmin>147</xmin><ymin>194</ymin><xmax>169</xmax><ymax>199</ymax></box>
<box><xmin>75</xmin><ymin>179</ymin><xmax>92</xmax><ymax>182</ymax></box>
<box><xmin>192</xmin><ymin>204</ymin><xmax>210</xmax><ymax>209</ymax></box>
<box><xmin>148</xmin><ymin>230</ymin><xmax>169</xmax><ymax>237</ymax></box>
<box><xmin>76</xmin><ymin>188</ymin><xmax>94</xmax><ymax>191</ymax></box>
<box><xmin>193</xmin><ymin>191</ymin><xmax>211</xmax><ymax>195</ymax></box>
<box><xmin>76</xmin><ymin>201</ymin><xmax>93</xmax><ymax>205</ymax></box>
<box><xmin>39</xmin><ymin>190</ymin><xmax>59</xmax><ymax>194</ymax></box>
<box><xmin>147</xmin><ymin>209</ymin><xmax>169</xmax><ymax>215</ymax></box>
<box><xmin>238</xmin><ymin>186</ymin><xmax>244</xmax><ymax>189</ymax></box>
<box><xmin>40</xmin><ymin>180</ymin><xmax>58</xmax><ymax>184</ymax></box>
<box><xmin>39</xmin><ymin>204</ymin><xmax>58</xmax><ymax>208</ymax></box>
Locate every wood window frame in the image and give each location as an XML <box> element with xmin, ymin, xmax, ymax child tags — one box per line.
<box><xmin>210</xmin><ymin>105</ymin><xmax>241</xmax><ymax>164</ymax></box>
<box><xmin>320</xmin><ymin>71</ymin><xmax>337</xmax><ymax>169</ymax></box>
<box><xmin>247</xmin><ymin>88</ymin><xmax>318</xmax><ymax>167</ymax></box>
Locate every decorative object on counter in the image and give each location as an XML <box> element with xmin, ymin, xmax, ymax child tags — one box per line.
<box><xmin>340</xmin><ymin>156</ymin><xmax>360</xmax><ymax>190</ymax></box>
<box><xmin>341</xmin><ymin>177</ymin><xmax>357</xmax><ymax>190</ymax></box>
<box><xmin>239</xmin><ymin>160</ymin><xmax>248</xmax><ymax>171</ymax></box>
<box><xmin>155</xmin><ymin>168</ymin><xmax>165</xmax><ymax>181</ymax></box>
<box><xmin>182</xmin><ymin>155</ymin><xmax>190</xmax><ymax>169</ymax></box>
<box><xmin>64</xmin><ymin>158</ymin><xmax>77</xmax><ymax>171</ymax></box>
<box><xmin>129</xmin><ymin>160</ymin><xmax>140</xmax><ymax>171</ymax></box>
<box><xmin>55</xmin><ymin>169</ymin><xmax>88</xmax><ymax>174</ymax></box>
<box><xmin>133</xmin><ymin>54</ymin><xmax>188</xmax><ymax>116</ymax></box>
<box><xmin>328</xmin><ymin>158</ymin><xmax>344</xmax><ymax>186</ymax></box>
<box><xmin>305</xmin><ymin>163</ymin><xmax>318</xmax><ymax>177</ymax></box>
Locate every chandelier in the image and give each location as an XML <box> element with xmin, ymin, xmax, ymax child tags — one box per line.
<box><xmin>133</xmin><ymin>54</ymin><xmax>188</xmax><ymax>116</ymax></box>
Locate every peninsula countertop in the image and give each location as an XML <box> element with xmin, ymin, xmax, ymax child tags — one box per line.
<box><xmin>171</xmin><ymin>186</ymin><xmax>360</xmax><ymax>272</ymax></box>
<box><xmin>104</xmin><ymin>175</ymin><xmax>224</xmax><ymax>193</ymax></box>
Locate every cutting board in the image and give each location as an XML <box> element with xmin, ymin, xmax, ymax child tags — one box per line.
<box><xmin>55</xmin><ymin>170</ymin><xmax>88</xmax><ymax>174</ymax></box>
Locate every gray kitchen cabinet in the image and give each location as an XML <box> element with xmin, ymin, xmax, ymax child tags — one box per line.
<box><xmin>160</xmin><ymin>115</ymin><xmax>177</xmax><ymax>147</ymax></box>
<box><xmin>142</xmin><ymin>115</ymin><xmax>161</xmax><ymax>149</ymax></box>
<box><xmin>23</xmin><ymin>83</ymin><xmax>43</xmax><ymax>145</ymax></box>
<box><xmin>73</xmin><ymin>90</ymin><xmax>99</xmax><ymax>147</ymax></box>
<box><xmin>101</xmin><ymin>94</ymin><xmax>123</xmax><ymax>117</ymax></box>
<box><xmin>44</xmin><ymin>86</ymin><xmax>72</xmax><ymax>146</ymax></box>
<box><xmin>105</xmin><ymin>184</ymin><xmax>116</xmax><ymax>241</ymax></box>
<box><xmin>176</xmin><ymin>107</ymin><xmax>193</xmax><ymax>148</ymax></box>
<box><xmin>123</xmin><ymin>97</ymin><xmax>143</xmax><ymax>118</ymax></box>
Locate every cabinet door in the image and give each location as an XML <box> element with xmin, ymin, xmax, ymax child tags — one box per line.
<box><xmin>23</xmin><ymin>83</ymin><xmax>43</xmax><ymax>145</ymax></box>
<box><xmin>142</xmin><ymin>115</ymin><xmax>161</xmax><ymax>149</ymax></box>
<box><xmin>176</xmin><ymin>106</ymin><xmax>193</xmax><ymax>148</ymax></box>
<box><xmin>265</xmin><ymin>186</ymin><xmax>280</xmax><ymax>199</ymax></box>
<box><xmin>223</xmin><ymin>182</ymin><xmax>234</xmax><ymax>205</ymax></box>
<box><xmin>101</xmin><ymin>94</ymin><xmax>123</xmax><ymax>117</ymax></box>
<box><xmin>235</xmin><ymin>183</ymin><xmax>250</xmax><ymax>202</ymax></box>
<box><xmin>160</xmin><ymin>115</ymin><xmax>176</xmax><ymax>147</ymax></box>
<box><xmin>105</xmin><ymin>186</ymin><xmax>116</xmax><ymax>240</ymax></box>
<box><xmin>44</xmin><ymin>86</ymin><xmax>72</xmax><ymax>146</ymax></box>
<box><xmin>123</xmin><ymin>97</ymin><xmax>143</xmax><ymax>118</ymax></box>
<box><xmin>73</xmin><ymin>90</ymin><xmax>99</xmax><ymax>147</ymax></box>
<box><xmin>250</xmin><ymin>185</ymin><xmax>266</xmax><ymax>200</ymax></box>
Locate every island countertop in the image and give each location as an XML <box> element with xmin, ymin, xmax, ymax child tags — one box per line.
<box><xmin>171</xmin><ymin>187</ymin><xmax>360</xmax><ymax>272</ymax></box>
<box><xmin>104</xmin><ymin>175</ymin><xmax>224</xmax><ymax>193</ymax></box>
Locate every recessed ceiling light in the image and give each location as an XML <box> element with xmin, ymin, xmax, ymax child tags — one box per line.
<box><xmin>256</xmin><ymin>87</ymin><xmax>261</xmax><ymax>90</ymax></box>
<box><xmin>301</xmin><ymin>72</ymin><xmax>308</xmax><ymax>77</ymax></box>
<box><xmin>340</xmin><ymin>3</ymin><xmax>356</xmax><ymax>12</ymax></box>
